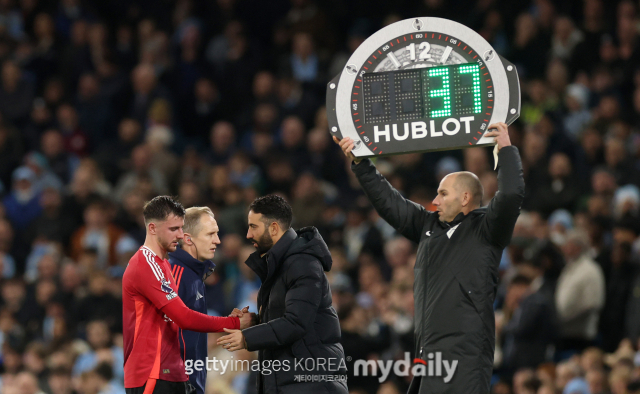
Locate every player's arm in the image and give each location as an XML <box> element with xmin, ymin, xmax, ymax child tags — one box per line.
<box><xmin>334</xmin><ymin>136</ymin><xmax>431</xmax><ymax>243</ymax></box>
<box><xmin>161</xmin><ymin>297</ymin><xmax>242</xmax><ymax>332</ymax></box>
<box><xmin>480</xmin><ymin>123</ymin><xmax>525</xmax><ymax>248</ymax></box>
<box><xmin>133</xmin><ymin>260</ymin><xmax>248</xmax><ymax>332</ymax></box>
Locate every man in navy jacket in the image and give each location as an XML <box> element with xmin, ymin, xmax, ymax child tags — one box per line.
<box><xmin>169</xmin><ymin>206</ymin><xmax>250</xmax><ymax>394</ymax></box>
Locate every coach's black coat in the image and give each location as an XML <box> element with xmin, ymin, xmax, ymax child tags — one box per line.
<box><xmin>243</xmin><ymin>227</ymin><xmax>348</xmax><ymax>394</ymax></box>
<box><xmin>352</xmin><ymin>146</ymin><xmax>524</xmax><ymax>394</ymax></box>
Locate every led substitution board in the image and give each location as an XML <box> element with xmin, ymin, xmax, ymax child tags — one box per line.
<box><xmin>327</xmin><ymin>17</ymin><xmax>521</xmax><ymax>157</ymax></box>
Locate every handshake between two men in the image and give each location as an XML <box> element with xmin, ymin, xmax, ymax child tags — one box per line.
<box><xmin>221</xmin><ymin>306</ymin><xmax>259</xmax><ymax>351</ymax></box>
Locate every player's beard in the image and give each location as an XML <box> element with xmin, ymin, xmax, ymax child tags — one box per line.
<box><xmin>160</xmin><ymin>235</ymin><xmax>178</xmax><ymax>253</ymax></box>
<box><xmin>252</xmin><ymin>228</ymin><xmax>274</xmax><ymax>255</ymax></box>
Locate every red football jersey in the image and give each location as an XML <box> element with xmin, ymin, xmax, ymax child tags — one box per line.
<box><xmin>122</xmin><ymin>246</ymin><xmax>188</xmax><ymax>388</ymax></box>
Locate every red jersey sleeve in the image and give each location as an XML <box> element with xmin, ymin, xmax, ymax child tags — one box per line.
<box><xmin>133</xmin><ymin>253</ymin><xmax>179</xmax><ymax>310</ymax></box>
<box><xmin>161</xmin><ymin>297</ymin><xmax>240</xmax><ymax>332</ymax></box>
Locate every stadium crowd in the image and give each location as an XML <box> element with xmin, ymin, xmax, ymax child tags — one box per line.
<box><xmin>0</xmin><ymin>0</ymin><xmax>639</xmax><ymax>393</ymax></box>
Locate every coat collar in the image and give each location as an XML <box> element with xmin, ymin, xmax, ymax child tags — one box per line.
<box><xmin>169</xmin><ymin>247</ymin><xmax>216</xmax><ymax>281</ymax></box>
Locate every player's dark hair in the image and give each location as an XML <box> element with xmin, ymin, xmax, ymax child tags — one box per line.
<box><xmin>249</xmin><ymin>195</ymin><xmax>293</xmax><ymax>230</ymax></box>
<box><xmin>143</xmin><ymin>196</ymin><xmax>185</xmax><ymax>225</ymax></box>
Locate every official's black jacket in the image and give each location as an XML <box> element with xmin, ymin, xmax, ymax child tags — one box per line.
<box><xmin>242</xmin><ymin>227</ymin><xmax>348</xmax><ymax>394</ymax></box>
<box><xmin>168</xmin><ymin>247</ymin><xmax>216</xmax><ymax>394</ymax></box>
<box><xmin>352</xmin><ymin>146</ymin><xmax>524</xmax><ymax>394</ymax></box>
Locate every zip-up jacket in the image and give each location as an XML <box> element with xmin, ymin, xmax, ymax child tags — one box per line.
<box><xmin>168</xmin><ymin>247</ymin><xmax>216</xmax><ymax>394</ymax></box>
<box><xmin>242</xmin><ymin>227</ymin><xmax>348</xmax><ymax>394</ymax></box>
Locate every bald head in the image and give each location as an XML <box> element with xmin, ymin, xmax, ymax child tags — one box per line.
<box><xmin>451</xmin><ymin>171</ymin><xmax>484</xmax><ymax>208</ymax></box>
<box><xmin>434</xmin><ymin>171</ymin><xmax>484</xmax><ymax>222</ymax></box>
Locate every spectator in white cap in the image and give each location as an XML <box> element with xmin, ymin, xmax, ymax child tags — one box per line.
<box><xmin>563</xmin><ymin>83</ymin><xmax>591</xmax><ymax>138</ymax></box>
<box><xmin>549</xmin><ymin>208</ymin><xmax>574</xmax><ymax>246</ymax></box>
<box><xmin>2</xmin><ymin>166</ymin><xmax>42</xmax><ymax>230</ymax></box>
<box><xmin>612</xmin><ymin>184</ymin><xmax>640</xmax><ymax>221</ymax></box>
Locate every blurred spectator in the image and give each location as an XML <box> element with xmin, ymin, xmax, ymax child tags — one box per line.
<box><xmin>499</xmin><ymin>274</ymin><xmax>557</xmax><ymax>372</ymax></box>
<box><xmin>530</xmin><ymin>153</ymin><xmax>582</xmax><ymax>216</ymax></box>
<box><xmin>277</xmin><ymin>77</ymin><xmax>319</xmax><ymax>126</ymax></box>
<box><xmin>72</xmin><ymin>320</ymin><xmax>123</xmax><ymax>385</ymax></box>
<box><xmin>0</xmin><ymin>122</ymin><xmax>24</xmax><ymax>188</ymax></box>
<box><xmin>63</xmin><ymin>160</ymin><xmax>109</xmax><ymax>228</ymax></box>
<box><xmin>277</xmin><ymin>115</ymin><xmax>308</xmax><ymax>170</ymax></box>
<box><xmin>77</xmin><ymin>362</ymin><xmax>125</xmax><ymax>394</ymax></box>
<box><xmin>204</xmin><ymin>121</ymin><xmax>237</xmax><ymax>166</ymax></box>
<box><xmin>27</xmin><ymin>184</ymin><xmax>75</xmax><ymax>246</ymax></box>
<box><xmin>76</xmin><ymin>73</ymin><xmax>111</xmax><ymax>146</ymax></box>
<box><xmin>56</xmin><ymin>103</ymin><xmax>89</xmax><ymax>157</ymax></box>
<box><xmin>179</xmin><ymin>77</ymin><xmax>224</xmax><ymax>142</ymax></box>
<box><xmin>555</xmin><ymin>360</ymin><xmax>583</xmax><ymax>392</ymax></box>
<box><xmin>339</xmin><ymin>300</ymin><xmax>387</xmax><ymax>393</ymax></box>
<box><xmin>70</xmin><ymin>200</ymin><xmax>125</xmax><ymax>268</ymax></box>
<box><xmin>40</xmin><ymin>129</ymin><xmax>79</xmax><ymax>184</ymax></box>
<box><xmin>510</xmin><ymin>14</ymin><xmax>549</xmax><ymax>80</ymax></box>
<box><xmin>12</xmin><ymin>370</ymin><xmax>45</xmax><ymax>394</ymax></box>
<box><xmin>129</xmin><ymin>63</ymin><xmax>171</xmax><ymax>125</ymax></box>
<box><xmin>287</xmin><ymin>32</ymin><xmax>320</xmax><ymax>83</ymax></box>
<box><xmin>625</xmin><ymin>267</ymin><xmax>640</xmax><ymax>342</ymax></box>
<box><xmin>93</xmin><ymin>118</ymin><xmax>142</xmax><ymax>185</ymax></box>
<box><xmin>563</xmin><ymin>84</ymin><xmax>591</xmax><ymax>138</ymax></box>
<box><xmin>604</xmin><ymin>137</ymin><xmax>639</xmax><ymax>186</ymax></box>
<box><xmin>586</xmin><ymin>368</ymin><xmax>608</xmax><ymax>394</ymax></box>
<box><xmin>0</xmin><ymin>61</ymin><xmax>35</xmax><ymax>127</ymax></box>
<box><xmin>47</xmin><ymin>367</ymin><xmax>73</xmax><ymax>394</ymax></box>
<box><xmin>42</xmin><ymin>78</ymin><xmax>66</xmax><ymax>112</ymax></box>
<box><xmin>563</xmin><ymin>378</ymin><xmax>590</xmax><ymax>394</ymax></box>
<box><xmin>307</xmin><ymin>126</ymin><xmax>345</xmax><ymax>185</ymax></box>
<box><xmin>24</xmin><ymin>151</ymin><xmax>64</xmax><ymax>193</ymax></box>
<box><xmin>555</xmin><ymin>230</ymin><xmax>606</xmax><ymax>353</ymax></box>
<box><xmin>3</xmin><ymin>166</ymin><xmax>42</xmax><ymax>231</ymax></box>
<box><xmin>600</xmin><ymin>240</ymin><xmax>638</xmax><ymax>352</ymax></box>
<box><xmin>343</xmin><ymin>205</ymin><xmax>384</xmax><ymax>265</ymax></box>
<box><xmin>145</xmin><ymin>125</ymin><xmax>179</xmax><ymax>188</ymax></box>
<box><xmin>228</xmin><ymin>151</ymin><xmax>261</xmax><ymax>191</ymax></box>
<box><xmin>114</xmin><ymin>144</ymin><xmax>168</xmax><ymax>201</ymax></box>
<box><xmin>552</xmin><ymin>17</ymin><xmax>584</xmax><ymax>61</ymax></box>
<box><xmin>291</xmin><ymin>172</ymin><xmax>325</xmax><ymax>228</ymax></box>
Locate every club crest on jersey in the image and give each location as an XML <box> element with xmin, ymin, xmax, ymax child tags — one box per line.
<box><xmin>161</xmin><ymin>280</ymin><xmax>173</xmax><ymax>293</ymax></box>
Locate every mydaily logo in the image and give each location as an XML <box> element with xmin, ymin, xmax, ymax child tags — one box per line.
<box><xmin>353</xmin><ymin>352</ymin><xmax>458</xmax><ymax>383</ymax></box>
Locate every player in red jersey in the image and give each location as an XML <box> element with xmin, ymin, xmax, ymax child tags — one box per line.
<box><xmin>123</xmin><ymin>196</ymin><xmax>254</xmax><ymax>394</ymax></box>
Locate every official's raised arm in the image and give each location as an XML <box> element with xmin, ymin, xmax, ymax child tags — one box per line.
<box><xmin>480</xmin><ymin>122</ymin><xmax>525</xmax><ymax>248</ymax></box>
<box><xmin>334</xmin><ymin>136</ymin><xmax>432</xmax><ymax>243</ymax></box>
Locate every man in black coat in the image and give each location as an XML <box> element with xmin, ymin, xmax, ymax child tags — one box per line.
<box><xmin>218</xmin><ymin>195</ymin><xmax>348</xmax><ymax>394</ymax></box>
<box><xmin>335</xmin><ymin>122</ymin><xmax>524</xmax><ymax>394</ymax></box>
